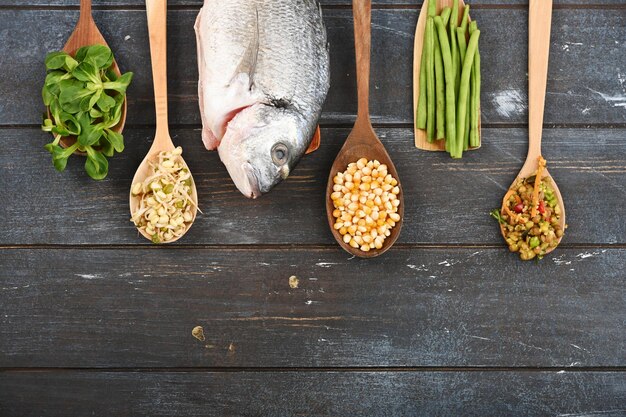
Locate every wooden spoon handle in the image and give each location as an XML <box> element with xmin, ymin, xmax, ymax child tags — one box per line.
<box><xmin>527</xmin><ymin>0</ymin><xmax>552</xmax><ymax>163</ymax></box>
<box><xmin>79</xmin><ymin>0</ymin><xmax>92</xmax><ymax>22</ymax></box>
<box><xmin>352</xmin><ymin>0</ymin><xmax>372</xmax><ymax>127</ymax></box>
<box><xmin>146</xmin><ymin>0</ymin><xmax>170</xmax><ymax>138</ymax></box>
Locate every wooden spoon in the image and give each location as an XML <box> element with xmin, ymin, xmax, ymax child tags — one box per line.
<box><xmin>53</xmin><ymin>0</ymin><xmax>127</xmax><ymax>152</ymax></box>
<box><xmin>325</xmin><ymin>0</ymin><xmax>404</xmax><ymax>258</ymax></box>
<box><xmin>412</xmin><ymin>0</ymin><xmax>480</xmax><ymax>151</ymax></box>
<box><xmin>500</xmin><ymin>0</ymin><xmax>565</xmax><ymax>253</ymax></box>
<box><xmin>129</xmin><ymin>0</ymin><xmax>198</xmax><ymax>243</ymax></box>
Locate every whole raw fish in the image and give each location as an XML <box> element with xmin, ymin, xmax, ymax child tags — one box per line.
<box><xmin>194</xmin><ymin>0</ymin><xmax>330</xmax><ymax>198</ymax></box>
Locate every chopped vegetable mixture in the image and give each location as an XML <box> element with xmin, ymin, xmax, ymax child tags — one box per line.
<box><xmin>491</xmin><ymin>157</ymin><xmax>565</xmax><ymax>260</ymax></box>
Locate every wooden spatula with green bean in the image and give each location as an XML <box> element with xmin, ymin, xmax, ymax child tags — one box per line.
<box><xmin>413</xmin><ymin>0</ymin><xmax>481</xmax><ymax>157</ymax></box>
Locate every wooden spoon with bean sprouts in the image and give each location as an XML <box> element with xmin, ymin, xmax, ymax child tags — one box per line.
<box><xmin>129</xmin><ymin>0</ymin><xmax>197</xmax><ymax>243</ymax></box>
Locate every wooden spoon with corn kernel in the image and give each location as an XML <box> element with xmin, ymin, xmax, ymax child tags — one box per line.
<box><xmin>325</xmin><ymin>0</ymin><xmax>404</xmax><ymax>258</ymax></box>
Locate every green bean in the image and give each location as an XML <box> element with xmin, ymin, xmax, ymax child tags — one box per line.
<box><xmin>460</xmin><ymin>5</ymin><xmax>470</xmax><ymax>33</ymax></box>
<box><xmin>455</xmin><ymin>29</ymin><xmax>480</xmax><ymax>158</ymax></box>
<box><xmin>434</xmin><ymin>16</ymin><xmax>456</xmax><ymax>154</ymax></box>
<box><xmin>426</xmin><ymin>17</ymin><xmax>435</xmax><ymax>142</ymax></box>
<box><xmin>427</xmin><ymin>0</ymin><xmax>436</xmax><ymax>17</ymax></box>
<box><xmin>416</xmin><ymin>38</ymin><xmax>427</xmax><ymax>129</ymax></box>
<box><xmin>456</xmin><ymin>27</ymin><xmax>467</xmax><ymax>62</ymax></box>
<box><xmin>433</xmin><ymin>29</ymin><xmax>445</xmax><ymax>140</ymax></box>
<box><xmin>469</xmin><ymin>21</ymin><xmax>481</xmax><ymax>148</ymax></box>
<box><xmin>456</xmin><ymin>27</ymin><xmax>470</xmax><ymax>151</ymax></box>
<box><xmin>450</xmin><ymin>0</ymin><xmax>460</xmax><ymax>96</ymax></box>
<box><xmin>441</xmin><ymin>7</ymin><xmax>452</xmax><ymax>27</ymax></box>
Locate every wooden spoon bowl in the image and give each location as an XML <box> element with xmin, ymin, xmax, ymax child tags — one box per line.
<box><xmin>129</xmin><ymin>0</ymin><xmax>197</xmax><ymax>243</ymax></box>
<box><xmin>500</xmin><ymin>0</ymin><xmax>565</xmax><ymax>255</ymax></box>
<box><xmin>326</xmin><ymin>0</ymin><xmax>404</xmax><ymax>258</ymax></box>
<box><xmin>48</xmin><ymin>0</ymin><xmax>127</xmax><ymax>154</ymax></box>
<box><xmin>326</xmin><ymin>124</ymin><xmax>404</xmax><ymax>258</ymax></box>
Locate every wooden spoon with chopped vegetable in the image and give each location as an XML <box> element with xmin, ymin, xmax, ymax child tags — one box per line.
<box><xmin>325</xmin><ymin>0</ymin><xmax>404</xmax><ymax>258</ymax></box>
<box><xmin>56</xmin><ymin>0</ymin><xmax>127</xmax><ymax>150</ymax></box>
<box><xmin>499</xmin><ymin>0</ymin><xmax>565</xmax><ymax>256</ymax></box>
<box><xmin>129</xmin><ymin>0</ymin><xmax>198</xmax><ymax>243</ymax></box>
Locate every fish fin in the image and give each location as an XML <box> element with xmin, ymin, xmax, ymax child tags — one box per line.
<box><xmin>230</xmin><ymin>6</ymin><xmax>259</xmax><ymax>91</ymax></box>
<box><xmin>305</xmin><ymin>125</ymin><xmax>321</xmax><ymax>155</ymax></box>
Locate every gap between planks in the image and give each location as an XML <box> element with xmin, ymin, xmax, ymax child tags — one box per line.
<box><xmin>0</xmin><ymin>243</ymin><xmax>625</xmax><ymax>250</ymax></box>
<box><xmin>2</xmin><ymin>123</ymin><xmax>626</xmax><ymax>130</ymax></box>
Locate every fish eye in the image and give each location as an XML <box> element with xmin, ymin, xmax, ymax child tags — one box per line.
<box><xmin>271</xmin><ymin>143</ymin><xmax>289</xmax><ymax>166</ymax></box>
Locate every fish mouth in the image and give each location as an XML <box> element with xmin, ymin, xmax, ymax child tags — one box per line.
<box><xmin>242</xmin><ymin>162</ymin><xmax>262</xmax><ymax>199</ymax></box>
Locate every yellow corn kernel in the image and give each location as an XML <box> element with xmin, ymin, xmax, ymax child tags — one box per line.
<box><xmin>389</xmin><ymin>212</ymin><xmax>401</xmax><ymax>222</ymax></box>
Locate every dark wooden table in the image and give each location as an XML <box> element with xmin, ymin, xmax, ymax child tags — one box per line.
<box><xmin>1</xmin><ymin>1</ymin><xmax>625</xmax><ymax>415</ymax></box>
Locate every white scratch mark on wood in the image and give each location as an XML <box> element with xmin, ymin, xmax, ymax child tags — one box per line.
<box><xmin>552</xmin><ymin>255</ymin><xmax>572</xmax><ymax>266</ymax></box>
<box><xmin>2</xmin><ymin>284</ymin><xmax>30</xmax><ymax>291</ymax></box>
<box><xmin>118</xmin><ymin>272</ymin><xmax>132</xmax><ymax>277</ymax></box>
<box><xmin>558</xmin><ymin>411</ymin><xmax>626</xmax><ymax>417</ymax></box>
<box><xmin>318</xmin><ymin>338</ymin><xmax>329</xmax><ymax>342</ymax></box>
<box><xmin>370</xmin><ymin>22</ymin><xmax>411</xmax><ymax>39</ymax></box>
<box><xmin>407</xmin><ymin>264</ymin><xmax>428</xmax><ymax>271</ymax></box>
<box><xmin>438</xmin><ymin>259</ymin><xmax>458</xmax><ymax>267</ymax></box>
<box><xmin>557</xmin><ymin>370</ymin><xmax>566</xmax><ymax>374</ymax></box>
<box><xmin>469</xmin><ymin>335</ymin><xmax>492</xmax><ymax>341</ymax></box>
<box><xmin>516</xmin><ymin>340</ymin><xmax>545</xmax><ymax>351</ymax></box>
<box><xmin>468</xmin><ymin>251</ymin><xmax>481</xmax><ymax>258</ymax></box>
<box><xmin>581</xmin><ymin>107</ymin><xmax>590</xmax><ymax>114</ymax></box>
<box><xmin>316</xmin><ymin>262</ymin><xmax>337</xmax><ymax>268</ymax></box>
<box><xmin>570</xmin><ymin>343</ymin><xmax>591</xmax><ymax>353</ymax></box>
<box><xmin>587</xmin><ymin>87</ymin><xmax>626</xmax><ymax>108</ymax></box>
<box><xmin>308</xmin><ymin>277</ymin><xmax>318</xmax><ymax>281</ymax></box>
<box><xmin>305</xmin><ymin>300</ymin><xmax>321</xmax><ymax>305</ymax></box>
<box><xmin>492</xmin><ymin>89</ymin><xmax>526</xmax><ymax>118</ymax></box>
<box><xmin>124</xmin><ymin>35</ymin><xmax>131</xmax><ymax>41</ymax></box>
<box><xmin>484</xmin><ymin>174</ymin><xmax>508</xmax><ymax>191</ymax></box>
<box><xmin>258</xmin><ymin>262</ymin><xmax>270</xmax><ymax>266</ymax></box>
<box><xmin>75</xmin><ymin>274</ymin><xmax>101</xmax><ymax>280</ymax></box>
<box><xmin>576</xmin><ymin>251</ymin><xmax>601</xmax><ymax>259</ymax></box>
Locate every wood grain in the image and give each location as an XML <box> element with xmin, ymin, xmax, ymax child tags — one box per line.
<box><xmin>1</xmin><ymin>247</ymin><xmax>624</xmax><ymax>368</ymax></box>
<box><xmin>0</xmin><ymin>0</ymin><xmax>624</xmax><ymax>6</ymax></box>
<box><xmin>0</xmin><ymin>9</ymin><xmax>624</xmax><ymax>126</ymax></box>
<box><xmin>1</xmin><ymin>127</ymin><xmax>624</xmax><ymax>245</ymax></box>
<box><xmin>2</xmin><ymin>370</ymin><xmax>626</xmax><ymax>417</ymax></box>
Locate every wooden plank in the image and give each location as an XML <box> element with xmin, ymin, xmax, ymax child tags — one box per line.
<box><xmin>1</xmin><ymin>1</ymin><xmax>624</xmax><ymax>6</ymax></box>
<box><xmin>0</xmin><ymin>9</ymin><xmax>624</xmax><ymax>126</ymax></box>
<box><xmin>1</xmin><ymin>247</ymin><xmax>624</xmax><ymax>368</ymax></box>
<box><xmin>1</xmin><ymin>127</ymin><xmax>624</xmax><ymax>245</ymax></box>
<box><xmin>1</xmin><ymin>371</ymin><xmax>626</xmax><ymax>417</ymax></box>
